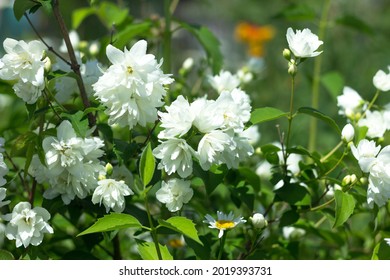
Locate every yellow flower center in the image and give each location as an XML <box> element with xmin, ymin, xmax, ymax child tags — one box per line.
<box><xmin>127</xmin><ymin>66</ymin><xmax>133</xmax><ymax>74</ymax></box>
<box><xmin>216</xmin><ymin>220</ymin><xmax>235</xmax><ymax>230</ymax></box>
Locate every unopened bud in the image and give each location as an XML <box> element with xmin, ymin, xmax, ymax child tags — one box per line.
<box><xmin>89</xmin><ymin>42</ymin><xmax>100</xmax><ymax>56</ymax></box>
<box><xmin>342</xmin><ymin>174</ymin><xmax>358</xmax><ymax>186</ymax></box>
<box><xmin>288</xmin><ymin>59</ymin><xmax>297</xmax><ymax>76</ymax></box>
<box><xmin>43</xmin><ymin>57</ymin><xmax>52</xmax><ymax>73</ymax></box>
<box><xmin>105</xmin><ymin>163</ymin><xmax>113</xmax><ymax>176</ymax></box>
<box><xmin>250</xmin><ymin>213</ymin><xmax>267</xmax><ymax>229</ymax></box>
<box><xmin>283</xmin><ymin>48</ymin><xmax>291</xmax><ymax>60</ymax></box>
<box><xmin>182</xmin><ymin>57</ymin><xmax>194</xmax><ymax>71</ymax></box>
<box><xmin>341</xmin><ymin>123</ymin><xmax>354</xmax><ymax>143</ymax></box>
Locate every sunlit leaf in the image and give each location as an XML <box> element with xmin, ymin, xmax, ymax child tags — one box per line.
<box><xmin>333</xmin><ymin>190</ymin><xmax>355</xmax><ymax>228</ymax></box>
<box><xmin>137</xmin><ymin>240</ymin><xmax>173</xmax><ymax>260</ymax></box>
<box><xmin>321</xmin><ymin>71</ymin><xmax>345</xmax><ymax>100</ymax></box>
<box><xmin>298</xmin><ymin>107</ymin><xmax>341</xmax><ymax>134</ymax></box>
<box><xmin>250</xmin><ymin>107</ymin><xmax>288</xmax><ymax>124</ymax></box>
<box><xmin>158</xmin><ymin>216</ymin><xmax>203</xmax><ymax>245</ymax></box>
<box><xmin>139</xmin><ymin>142</ymin><xmax>156</xmax><ymax>187</ymax></box>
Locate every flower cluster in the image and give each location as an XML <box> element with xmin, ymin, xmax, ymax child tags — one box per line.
<box><xmin>3</xmin><ymin>202</ymin><xmax>53</xmax><ymax>248</ymax></box>
<box><xmin>93</xmin><ymin>40</ymin><xmax>174</xmax><ymax>128</ymax></box>
<box><xmin>30</xmin><ymin>120</ymin><xmax>105</xmax><ymax>204</ymax></box>
<box><xmin>153</xmin><ymin>87</ymin><xmax>254</xmax><ymax>178</ymax></box>
<box><xmin>351</xmin><ymin>139</ymin><xmax>390</xmax><ymax>208</ymax></box>
<box><xmin>0</xmin><ymin>38</ymin><xmax>48</xmax><ymax>104</ymax></box>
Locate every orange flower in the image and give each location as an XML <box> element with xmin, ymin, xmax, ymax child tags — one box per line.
<box><xmin>235</xmin><ymin>22</ymin><xmax>275</xmax><ymax>57</ymax></box>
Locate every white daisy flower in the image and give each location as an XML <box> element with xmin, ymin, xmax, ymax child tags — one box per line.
<box><xmin>203</xmin><ymin>211</ymin><xmax>246</xmax><ymax>238</ymax></box>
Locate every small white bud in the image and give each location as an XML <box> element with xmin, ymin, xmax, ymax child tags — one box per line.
<box><xmin>250</xmin><ymin>213</ymin><xmax>267</xmax><ymax>229</ymax></box>
<box><xmin>182</xmin><ymin>57</ymin><xmax>194</xmax><ymax>71</ymax></box>
<box><xmin>283</xmin><ymin>48</ymin><xmax>291</xmax><ymax>60</ymax></box>
<box><xmin>288</xmin><ymin>59</ymin><xmax>297</xmax><ymax>76</ymax></box>
<box><xmin>341</xmin><ymin>123</ymin><xmax>354</xmax><ymax>143</ymax></box>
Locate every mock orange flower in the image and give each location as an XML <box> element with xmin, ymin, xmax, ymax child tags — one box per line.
<box><xmin>235</xmin><ymin>22</ymin><xmax>275</xmax><ymax>57</ymax></box>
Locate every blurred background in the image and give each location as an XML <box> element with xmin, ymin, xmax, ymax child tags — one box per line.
<box><xmin>1</xmin><ymin>0</ymin><xmax>390</xmax><ymax>150</ymax></box>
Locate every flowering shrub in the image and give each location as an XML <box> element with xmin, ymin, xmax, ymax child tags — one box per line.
<box><xmin>0</xmin><ymin>0</ymin><xmax>390</xmax><ymax>260</ymax></box>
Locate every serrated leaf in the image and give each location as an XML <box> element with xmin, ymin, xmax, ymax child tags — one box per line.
<box><xmin>333</xmin><ymin>190</ymin><xmax>355</xmax><ymax>228</ymax></box>
<box><xmin>298</xmin><ymin>107</ymin><xmax>340</xmax><ymax>134</ymax></box>
<box><xmin>0</xmin><ymin>249</ymin><xmax>14</xmax><ymax>260</ymax></box>
<box><xmin>320</xmin><ymin>71</ymin><xmax>344</xmax><ymax>100</ymax></box>
<box><xmin>137</xmin><ymin>240</ymin><xmax>173</xmax><ymax>260</ymax></box>
<box><xmin>159</xmin><ymin>216</ymin><xmax>203</xmax><ymax>245</ymax></box>
<box><xmin>77</xmin><ymin>213</ymin><xmax>142</xmax><ymax>236</ymax></box>
<box><xmin>250</xmin><ymin>107</ymin><xmax>288</xmax><ymax>124</ymax></box>
<box><xmin>61</xmin><ymin>111</ymin><xmax>89</xmax><ymax>138</ymax></box>
<box><xmin>274</xmin><ymin>183</ymin><xmax>311</xmax><ymax>206</ymax></box>
<box><xmin>139</xmin><ymin>142</ymin><xmax>155</xmax><ymax>187</ymax></box>
<box><xmin>13</xmin><ymin>0</ymin><xmax>38</xmax><ymax>20</ymax></box>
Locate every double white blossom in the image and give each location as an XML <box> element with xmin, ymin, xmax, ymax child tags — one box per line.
<box><xmin>208</xmin><ymin>70</ymin><xmax>240</xmax><ymax>93</ymax></box>
<box><xmin>352</xmin><ymin>139</ymin><xmax>390</xmax><ymax>208</ymax></box>
<box><xmin>93</xmin><ymin>40</ymin><xmax>173</xmax><ymax>128</ymax></box>
<box><xmin>30</xmin><ymin>120</ymin><xmax>105</xmax><ymax>204</ymax></box>
<box><xmin>373</xmin><ymin>66</ymin><xmax>390</xmax><ymax>92</ymax></box>
<box><xmin>3</xmin><ymin>202</ymin><xmax>53</xmax><ymax>248</ymax></box>
<box><xmin>0</xmin><ymin>154</ymin><xmax>7</xmax><ymax>187</ymax></box>
<box><xmin>92</xmin><ymin>179</ymin><xmax>134</xmax><ymax>213</ymax></box>
<box><xmin>0</xmin><ymin>38</ymin><xmax>47</xmax><ymax>104</ymax></box>
<box><xmin>337</xmin><ymin>86</ymin><xmax>364</xmax><ymax>118</ymax></box>
<box><xmin>358</xmin><ymin>110</ymin><xmax>387</xmax><ymax>138</ymax></box>
<box><xmin>286</xmin><ymin>28</ymin><xmax>323</xmax><ymax>58</ymax></box>
<box><xmin>0</xmin><ymin>187</ymin><xmax>10</xmax><ymax>208</ymax></box>
<box><xmin>156</xmin><ymin>179</ymin><xmax>193</xmax><ymax>212</ymax></box>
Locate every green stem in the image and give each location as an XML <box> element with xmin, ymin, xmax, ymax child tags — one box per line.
<box><xmin>361</xmin><ymin>89</ymin><xmax>380</xmax><ymax>119</ymax></box>
<box><xmin>321</xmin><ymin>141</ymin><xmax>343</xmax><ymax>163</ymax></box>
<box><xmin>145</xmin><ymin>197</ymin><xmax>163</xmax><ymax>260</ymax></box>
<box><xmin>308</xmin><ymin>0</ymin><xmax>332</xmax><ymax>151</ymax></box>
<box><xmin>218</xmin><ymin>231</ymin><xmax>227</xmax><ymax>260</ymax></box>
<box><xmin>283</xmin><ymin>76</ymin><xmax>295</xmax><ymax>180</ymax></box>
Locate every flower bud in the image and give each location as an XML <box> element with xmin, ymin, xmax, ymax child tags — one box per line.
<box><xmin>250</xmin><ymin>213</ymin><xmax>267</xmax><ymax>229</ymax></box>
<box><xmin>182</xmin><ymin>57</ymin><xmax>194</xmax><ymax>71</ymax></box>
<box><xmin>105</xmin><ymin>163</ymin><xmax>113</xmax><ymax>176</ymax></box>
<box><xmin>43</xmin><ymin>57</ymin><xmax>52</xmax><ymax>73</ymax></box>
<box><xmin>283</xmin><ymin>48</ymin><xmax>291</xmax><ymax>60</ymax></box>
<box><xmin>89</xmin><ymin>42</ymin><xmax>100</xmax><ymax>56</ymax></box>
<box><xmin>288</xmin><ymin>59</ymin><xmax>297</xmax><ymax>76</ymax></box>
<box><xmin>341</xmin><ymin>123</ymin><xmax>354</xmax><ymax>143</ymax></box>
<box><xmin>342</xmin><ymin>174</ymin><xmax>358</xmax><ymax>186</ymax></box>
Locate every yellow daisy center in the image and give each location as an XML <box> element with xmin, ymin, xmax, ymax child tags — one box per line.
<box><xmin>127</xmin><ymin>66</ymin><xmax>133</xmax><ymax>74</ymax></box>
<box><xmin>216</xmin><ymin>220</ymin><xmax>235</xmax><ymax>230</ymax></box>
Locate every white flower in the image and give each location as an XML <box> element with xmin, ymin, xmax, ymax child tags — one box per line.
<box><xmin>93</xmin><ymin>40</ymin><xmax>173</xmax><ymax>128</ymax></box>
<box><xmin>158</xmin><ymin>95</ymin><xmax>194</xmax><ymax>139</ymax></box>
<box><xmin>153</xmin><ymin>138</ymin><xmax>195</xmax><ymax>178</ymax></box>
<box><xmin>239</xmin><ymin>126</ymin><xmax>261</xmax><ymax>146</ymax></box>
<box><xmin>0</xmin><ymin>187</ymin><xmax>10</xmax><ymax>208</ymax></box>
<box><xmin>366</xmin><ymin>146</ymin><xmax>390</xmax><ymax>208</ymax></box>
<box><xmin>250</xmin><ymin>213</ymin><xmax>267</xmax><ymax>229</ymax></box>
<box><xmin>60</xmin><ymin>30</ymin><xmax>80</xmax><ymax>53</ymax></box>
<box><xmin>197</xmin><ymin>130</ymin><xmax>234</xmax><ymax>171</ymax></box>
<box><xmin>208</xmin><ymin>70</ymin><xmax>240</xmax><ymax>93</ymax></box>
<box><xmin>351</xmin><ymin>139</ymin><xmax>381</xmax><ymax>173</ymax></box>
<box><xmin>286</xmin><ymin>28</ymin><xmax>323</xmax><ymax>58</ymax></box>
<box><xmin>30</xmin><ymin>120</ymin><xmax>105</xmax><ymax>204</ymax></box>
<box><xmin>385</xmin><ymin>238</ymin><xmax>390</xmax><ymax>246</ymax></box>
<box><xmin>358</xmin><ymin>111</ymin><xmax>387</xmax><ymax>138</ymax></box>
<box><xmin>13</xmin><ymin>80</ymin><xmax>44</xmax><ymax>104</ymax></box>
<box><xmin>0</xmin><ymin>137</ymin><xmax>5</xmax><ymax>152</ymax></box>
<box><xmin>3</xmin><ymin>202</ymin><xmax>53</xmax><ymax>248</ymax></box>
<box><xmin>215</xmin><ymin>89</ymin><xmax>252</xmax><ymax>133</ymax></box>
<box><xmin>373</xmin><ymin>66</ymin><xmax>390</xmax><ymax>92</ymax></box>
<box><xmin>0</xmin><ymin>38</ymin><xmax>46</xmax><ymax>86</ymax></box>
<box><xmin>0</xmin><ymin>154</ymin><xmax>8</xmax><ymax>187</ymax></box>
<box><xmin>191</xmin><ymin>97</ymin><xmax>224</xmax><ymax>133</ymax></box>
<box><xmin>203</xmin><ymin>211</ymin><xmax>246</xmax><ymax>238</ymax></box>
<box><xmin>282</xmin><ymin>226</ymin><xmax>306</xmax><ymax>240</ymax></box>
<box><xmin>92</xmin><ymin>179</ymin><xmax>134</xmax><ymax>213</ymax></box>
<box><xmin>156</xmin><ymin>179</ymin><xmax>193</xmax><ymax>212</ymax></box>
<box><xmin>223</xmin><ymin>134</ymin><xmax>254</xmax><ymax>169</ymax></box>
<box><xmin>341</xmin><ymin>123</ymin><xmax>355</xmax><ymax>142</ymax></box>
<box><xmin>337</xmin><ymin>86</ymin><xmax>364</xmax><ymax>117</ymax></box>
<box><xmin>182</xmin><ymin>57</ymin><xmax>194</xmax><ymax>71</ymax></box>
<box><xmin>255</xmin><ymin>160</ymin><xmax>273</xmax><ymax>180</ymax></box>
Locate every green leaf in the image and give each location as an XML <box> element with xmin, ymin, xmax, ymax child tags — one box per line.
<box><xmin>279</xmin><ymin>209</ymin><xmax>300</xmax><ymax>227</ymax></box>
<box><xmin>372</xmin><ymin>240</ymin><xmax>390</xmax><ymax>260</ymax></box>
<box><xmin>320</xmin><ymin>71</ymin><xmax>345</xmax><ymax>100</ymax></box>
<box><xmin>137</xmin><ymin>240</ymin><xmax>173</xmax><ymax>260</ymax></box>
<box><xmin>72</xmin><ymin>7</ymin><xmax>95</xmax><ymax>29</ymax></box>
<box><xmin>274</xmin><ymin>183</ymin><xmax>311</xmax><ymax>206</ymax></box>
<box><xmin>238</xmin><ymin>167</ymin><xmax>261</xmax><ymax>192</ymax></box>
<box><xmin>113</xmin><ymin>22</ymin><xmax>152</xmax><ymax>49</ymax></box>
<box><xmin>298</xmin><ymin>107</ymin><xmax>341</xmax><ymax>134</ymax></box>
<box><xmin>77</xmin><ymin>213</ymin><xmax>142</xmax><ymax>236</ymax></box>
<box><xmin>0</xmin><ymin>249</ymin><xmax>14</xmax><ymax>260</ymax></box>
<box><xmin>333</xmin><ymin>190</ymin><xmax>355</xmax><ymax>228</ymax></box>
<box><xmin>179</xmin><ymin>23</ymin><xmax>223</xmax><ymax>74</ymax></box>
<box><xmin>250</xmin><ymin>107</ymin><xmax>288</xmax><ymax>124</ymax></box>
<box><xmin>96</xmin><ymin>1</ymin><xmax>129</xmax><ymax>28</ymax></box>
<box><xmin>193</xmin><ymin>162</ymin><xmax>226</xmax><ymax>194</ymax></box>
<box><xmin>336</xmin><ymin>15</ymin><xmax>374</xmax><ymax>35</ymax></box>
<box><xmin>37</xmin><ymin>0</ymin><xmax>52</xmax><ymax>13</ymax></box>
<box><xmin>13</xmin><ymin>0</ymin><xmax>38</xmax><ymax>20</ymax></box>
<box><xmin>158</xmin><ymin>216</ymin><xmax>203</xmax><ymax>245</ymax></box>
<box><xmin>139</xmin><ymin>142</ymin><xmax>156</xmax><ymax>187</ymax></box>
<box><xmin>61</xmin><ymin>111</ymin><xmax>89</xmax><ymax>138</ymax></box>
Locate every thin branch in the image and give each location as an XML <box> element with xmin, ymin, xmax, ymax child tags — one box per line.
<box><xmin>52</xmin><ymin>0</ymin><xmax>96</xmax><ymax>129</ymax></box>
<box><xmin>24</xmin><ymin>12</ymin><xmax>71</xmax><ymax>67</ymax></box>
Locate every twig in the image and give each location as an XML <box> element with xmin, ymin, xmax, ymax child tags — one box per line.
<box><xmin>52</xmin><ymin>0</ymin><xmax>96</xmax><ymax>129</ymax></box>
